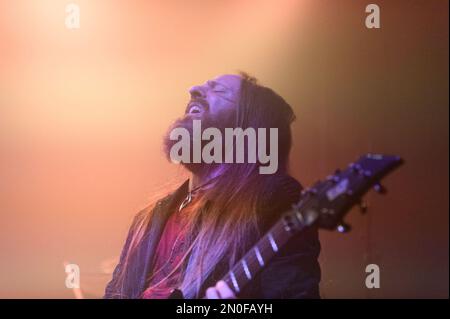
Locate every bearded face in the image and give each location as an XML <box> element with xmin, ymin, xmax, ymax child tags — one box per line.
<box><xmin>163</xmin><ymin>74</ymin><xmax>242</xmax><ymax>172</ymax></box>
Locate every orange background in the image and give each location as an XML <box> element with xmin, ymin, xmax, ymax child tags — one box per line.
<box><xmin>0</xmin><ymin>0</ymin><xmax>448</xmax><ymax>298</ymax></box>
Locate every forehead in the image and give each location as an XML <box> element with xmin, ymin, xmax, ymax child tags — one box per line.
<box><xmin>209</xmin><ymin>74</ymin><xmax>242</xmax><ymax>92</ymax></box>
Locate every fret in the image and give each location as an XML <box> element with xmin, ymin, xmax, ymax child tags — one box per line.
<box><xmin>241</xmin><ymin>259</ymin><xmax>252</xmax><ymax>280</ymax></box>
<box><xmin>254</xmin><ymin>247</ymin><xmax>264</xmax><ymax>266</ymax></box>
<box><xmin>258</xmin><ymin>239</ymin><xmax>274</xmax><ymax>262</ymax></box>
<box><xmin>268</xmin><ymin>232</ymin><xmax>279</xmax><ymax>252</ymax></box>
<box><xmin>229</xmin><ymin>270</ymin><xmax>240</xmax><ymax>293</ymax></box>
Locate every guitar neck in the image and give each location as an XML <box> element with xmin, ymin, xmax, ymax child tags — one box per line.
<box><xmin>210</xmin><ymin>154</ymin><xmax>403</xmax><ymax>297</ymax></box>
<box><xmin>171</xmin><ymin>154</ymin><xmax>402</xmax><ymax>299</ymax></box>
<box><xmin>220</xmin><ymin>208</ymin><xmax>311</xmax><ymax>295</ymax></box>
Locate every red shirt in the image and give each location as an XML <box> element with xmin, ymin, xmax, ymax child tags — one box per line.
<box><xmin>141</xmin><ymin>209</ymin><xmax>189</xmax><ymax>299</ymax></box>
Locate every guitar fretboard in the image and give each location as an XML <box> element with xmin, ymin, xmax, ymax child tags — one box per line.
<box><xmin>221</xmin><ymin>210</ymin><xmax>308</xmax><ymax>295</ymax></box>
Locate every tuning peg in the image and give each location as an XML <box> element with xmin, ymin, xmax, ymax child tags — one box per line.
<box><xmin>336</xmin><ymin>222</ymin><xmax>352</xmax><ymax>233</ymax></box>
<box><xmin>373</xmin><ymin>183</ymin><xmax>387</xmax><ymax>194</ymax></box>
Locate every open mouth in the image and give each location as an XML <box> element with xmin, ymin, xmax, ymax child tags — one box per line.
<box><xmin>188</xmin><ymin>104</ymin><xmax>203</xmax><ymax>114</ymax></box>
<box><xmin>186</xmin><ymin>101</ymin><xmax>208</xmax><ymax>115</ymax></box>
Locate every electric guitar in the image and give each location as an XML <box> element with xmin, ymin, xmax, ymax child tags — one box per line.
<box><xmin>169</xmin><ymin>153</ymin><xmax>403</xmax><ymax>299</ymax></box>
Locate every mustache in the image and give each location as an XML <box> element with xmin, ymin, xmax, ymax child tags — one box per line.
<box><xmin>184</xmin><ymin>98</ymin><xmax>209</xmax><ymax>114</ymax></box>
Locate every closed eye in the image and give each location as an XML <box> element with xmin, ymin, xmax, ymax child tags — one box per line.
<box><xmin>208</xmin><ymin>80</ymin><xmax>229</xmax><ymax>93</ymax></box>
<box><xmin>213</xmin><ymin>85</ymin><xmax>228</xmax><ymax>94</ymax></box>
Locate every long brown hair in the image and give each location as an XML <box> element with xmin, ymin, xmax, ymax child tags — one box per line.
<box><xmin>113</xmin><ymin>73</ymin><xmax>296</xmax><ymax>298</ymax></box>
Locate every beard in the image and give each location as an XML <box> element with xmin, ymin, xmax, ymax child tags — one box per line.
<box><xmin>163</xmin><ymin>109</ymin><xmax>235</xmax><ymax>173</ymax></box>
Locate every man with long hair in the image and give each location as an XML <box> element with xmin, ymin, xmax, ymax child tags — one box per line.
<box><xmin>104</xmin><ymin>73</ymin><xmax>321</xmax><ymax>299</ymax></box>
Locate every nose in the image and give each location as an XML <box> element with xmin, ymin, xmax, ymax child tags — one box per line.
<box><xmin>189</xmin><ymin>84</ymin><xmax>207</xmax><ymax>99</ymax></box>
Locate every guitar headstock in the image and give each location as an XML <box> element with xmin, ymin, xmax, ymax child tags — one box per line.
<box><xmin>290</xmin><ymin>154</ymin><xmax>403</xmax><ymax>233</ymax></box>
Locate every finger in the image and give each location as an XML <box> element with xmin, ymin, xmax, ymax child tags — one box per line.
<box><xmin>205</xmin><ymin>287</ymin><xmax>220</xmax><ymax>299</ymax></box>
<box><xmin>216</xmin><ymin>280</ymin><xmax>236</xmax><ymax>299</ymax></box>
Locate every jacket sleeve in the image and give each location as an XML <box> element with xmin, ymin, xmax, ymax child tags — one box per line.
<box><xmin>103</xmin><ymin>211</ymin><xmax>145</xmax><ymax>299</ymax></box>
